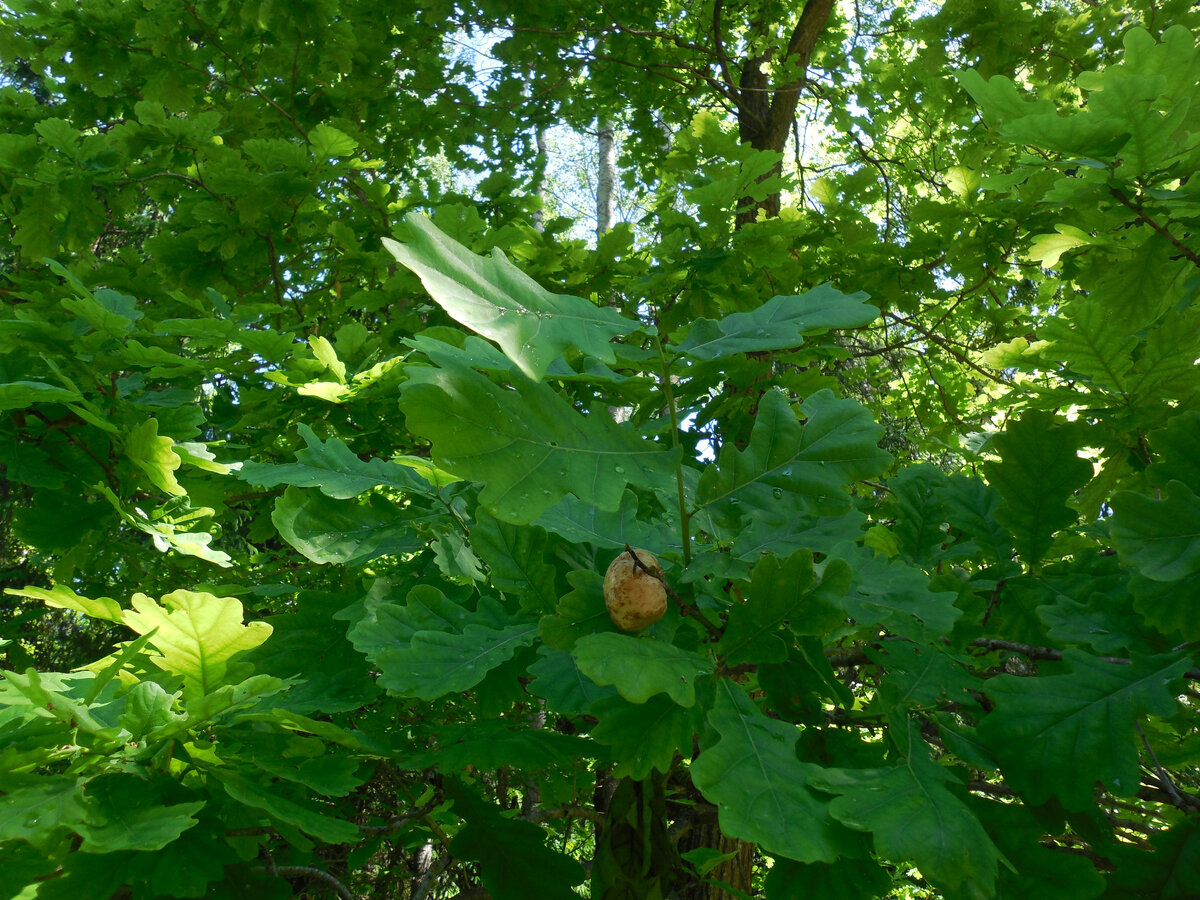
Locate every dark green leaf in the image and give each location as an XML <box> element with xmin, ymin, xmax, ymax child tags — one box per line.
<box><xmin>691</xmin><ymin>682</ymin><xmax>857</xmax><ymax>864</ymax></box>
<box><xmin>673</xmin><ymin>285</ymin><xmax>878</xmax><ymax>361</ymax></box>
<box><xmin>573</xmin><ymin>633</ymin><xmax>713</xmax><ymax>706</ymax></box>
<box><xmin>400</xmin><ymin>361</ymin><xmax>678</xmax><ymax>524</ymax></box>
<box><xmin>978</xmin><ymin>651</ymin><xmax>1193</xmax><ymax>808</ymax></box>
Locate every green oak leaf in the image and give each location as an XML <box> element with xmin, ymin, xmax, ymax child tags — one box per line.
<box><xmin>470</xmin><ymin>509</ymin><xmax>559</xmax><ymax>613</ymax></box>
<box><xmin>1110</xmin><ymin>481</ymin><xmax>1200</xmax><ymax>581</ymax></box>
<box><xmin>125</xmin><ymin>418</ymin><xmax>185</xmax><ymax>496</ymax></box>
<box><xmin>1040</xmin><ymin>299</ymin><xmax>1138</xmax><ymax>391</ymax></box>
<box><xmin>220</xmin><ymin>732</ymin><xmax>364</xmax><ymax>796</ymax></box>
<box><xmin>217</xmin><ymin>773</ymin><xmax>360</xmax><ymax>845</ymax></box>
<box><xmin>271</xmin><ymin>486</ymin><xmax>422</xmax><ymax>565</ymax></box>
<box><xmin>236</xmin><ymin>423</ymin><xmax>435</xmax><ymax>498</ymax></box>
<box><xmin>118</xmin><ymin>681</ymin><xmax>183</xmax><ymax>741</ymax></box>
<box><xmin>829</xmin><ymin>543</ymin><xmax>962</xmax><ymax>639</ymax></box>
<box><xmin>309</xmin><ymin>122</ymin><xmax>357</xmax><ymax>157</ymax></box>
<box><xmin>121</xmin><ymin>590</ymin><xmax>273</xmax><ymax>695</ymax></box>
<box><xmin>1147</xmin><ymin>410</ymin><xmax>1200</xmax><ymax>490</ymax></box>
<box><xmin>672</xmin><ymin>284</ymin><xmax>878</xmax><ymax>361</ymax></box>
<box><xmin>348</xmin><ymin>588</ymin><xmax>537</xmax><ymax>700</ymax></box>
<box><xmin>0</xmin><ymin>776</ymin><xmax>88</xmax><ymax>849</ymax></box>
<box><xmin>718</xmin><ymin>551</ymin><xmax>847</xmax><ymax>665</ymax></box>
<box><xmin>730</xmin><ymin>506</ymin><xmax>866</xmax><ymax>560</ymax></box>
<box><xmin>970</xmin><ymin>797</ymin><xmax>1105</xmax><ymax>900</ymax></box>
<box><xmin>141</xmin><ymin>814</ymin><xmax>236</xmax><ymax>898</ymax></box>
<box><xmin>1132</xmin><ymin>572</ymin><xmax>1200</xmax><ymax>642</ymax></box>
<box><xmin>534</xmin><ymin>490</ymin><xmax>670</xmax><ymax>552</ymax></box>
<box><xmin>811</xmin><ymin>717</ymin><xmax>1004</xmax><ymax>900</ymax></box>
<box><xmin>982</xmin><ymin>410</ymin><xmax>1091</xmax><ymax>569</ymax></box>
<box><xmin>378</xmin><ymin>623</ymin><xmax>538</xmax><ymax>700</ymax></box>
<box><xmin>400</xmin><ymin>361</ymin><xmax>678</xmax><ymax>524</ymax></box>
<box><xmin>447</xmin><ymin>782</ymin><xmax>586</xmax><ymax>900</ymax></box>
<box><xmin>696</xmin><ymin>389</ymin><xmax>892</xmax><ymax>516</ymax></box>
<box><xmin>572</xmin><ymin>633</ymin><xmax>713</xmax><ymax>706</ymax></box>
<box><xmin>238</xmin><ymin>592</ymin><xmax>380</xmax><ymax>715</ymax></box>
<box><xmin>885</xmin><ymin>464</ymin><xmax>954</xmax><ymax>566</ymax></box>
<box><xmin>866</xmin><ymin>642</ymin><xmax>974</xmax><ymax>708</ymax></box>
<box><xmin>938</xmin><ymin>474</ymin><xmax>1013</xmax><ymax>563</ymax></box>
<box><xmin>527</xmin><ymin>649</ymin><xmax>618</xmax><ymax>714</ymax></box>
<box><xmin>589</xmin><ymin>693</ymin><xmax>701</xmax><ymax>779</ymax></box>
<box><xmin>1103</xmin><ymin>818</ymin><xmax>1200</xmax><ymax>900</ymax></box>
<box><xmin>400</xmin><ymin>720</ymin><xmax>595</xmax><ymax>772</ymax></box>
<box><xmin>5</xmin><ymin>584</ymin><xmax>123</xmax><ymax>622</ymax></box>
<box><xmin>539</xmin><ymin>569</ymin><xmax>617</xmax><ymax>651</ymax></box>
<box><xmin>764</xmin><ymin>857</ymin><xmax>891</xmax><ymax>900</ymax></box>
<box><xmin>78</xmin><ymin>776</ymin><xmax>203</xmax><ymax>853</ymax></box>
<box><xmin>384</xmin><ymin>213</ymin><xmax>635</xmax><ymax>381</ymax></box>
<box><xmin>978</xmin><ymin>651</ymin><xmax>1193</xmax><ymax>808</ymax></box>
<box><xmin>0</xmin><ymin>380</ymin><xmax>83</xmax><ymax>410</ymax></box>
<box><xmin>691</xmin><ymin>682</ymin><xmax>856</xmax><ymax>863</ymax></box>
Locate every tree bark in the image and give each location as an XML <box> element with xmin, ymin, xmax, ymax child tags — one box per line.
<box><xmin>718</xmin><ymin>0</ymin><xmax>836</xmax><ymax>226</ymax></box>
<box><xmin>531</xmin><ymin>127</ymin><xmax>548</xmax><ymax>233</ymax></box>
<box><xmin>596</xmin><ymin>118</ymin><xmax>616</xmax><ymax>238</ymax></box>
<box><xmin>674</xmin><ymin>807</ymin><xmax>756</xmax><ymax>900</ymax></box>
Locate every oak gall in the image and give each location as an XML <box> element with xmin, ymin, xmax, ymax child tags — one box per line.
<box><xmin>604</xmin><ymin>548</ymin><xmax>667</xmax><ymax>631</ymax></box>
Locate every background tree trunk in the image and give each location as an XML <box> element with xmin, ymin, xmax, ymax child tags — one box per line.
<box><xmin>596</xmin><ymin>119</ymin><xmax>616</xmax><ymax>238</ymax></box>
<box><xmin>728</xmin><ymin>0</ymin><xmax>836</xmax><ymax>226</ymax></box>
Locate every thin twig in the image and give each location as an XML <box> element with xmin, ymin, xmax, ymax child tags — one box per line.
<box><xmin>254</xmin><ymin>865</ymin><xmax>359</xmax><ymax>900</ymax></box>
<box><xmin>624</xmin><ymin>545</ymin><xmax>722</xmax><ymax>641</ymax></box>
<box><xmin>1109</xmin><ymin>187</ymin><xmax>1200</xmax><ymax>268</ymax></box>
<box><xmin>1136</xmin><ymin>722</ymin><xmax>1186</xmax><ymax>809</ymax></box>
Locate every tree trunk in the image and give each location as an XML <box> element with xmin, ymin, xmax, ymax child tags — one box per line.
<box><xmin>532</xmin><ymin>127</ymin><xmax>548</xmax><ymax>233</ymax></box>
<box><xmin>724</xmin><ymin>0</ymin><xmax>836</xmax><ymax>227</ymax></box>
<box><xmin>596</xmin><ymin>118</ymin><xmax>616</xmax><ymax>238</ymax></box>
<box><xmin>674</xmin><ymin>807</ymin><xmax>756</xmax><ymax>900</ymax></box>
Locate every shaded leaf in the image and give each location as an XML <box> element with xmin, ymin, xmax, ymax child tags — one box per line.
<box><xmin>272</xmin><ymin>486</ymin><xmax>422</xmax><ymax>565</ymax></box>
<box><xmin>691</xmin><ymin>682</ymin><xmax>855</xmax><ymax>863</ymax></box>
<box><xmin>218</xmin><ymin>774</ymin><xmax>360</xmax><ymax>845</ymax></box>
<box><xmin>447</xmin><ymin>781</ymin><xmax>586</xmax><ymax>900</ymax></box>
<box><xmin>78</xmin><ymin>776</ymin><xmax>202</xmax><ymax>853</ymax></box>
<box><xmin>471</xmin><ymin>509</ymin><xmax>559</xmax><ymax>613</ymax></box>
<box><xmin>697</xmin><ymin>389</ymin><xmax>892</xmax><ymax>516</ymax></box>
<box><xmin>400</xmin><ymin>361</ymin><xmax>678</xmax><ymax>524</ymax></box>
<box><xmin>589</xmin><ymin>694</ymin><xmax>700</xmax><ymax>779</ymax></box>
<box><xmin>978</xmin><ymin>651</ymin><xmax>1192</xmax><ymax>808</ymax></box>
<box><xmin>673</xmin><ymin>285</ymin><xmax>878</xmax><ymax>361</ymax></box>
<box><xmin>573</xmin><ymin>633</ymin><xmax>713</xmax><ymax>706</ymax></box>
<box><xmin>527</xmin><ymin>648</ymin><xmax>618</xmax><ymax>714</ymax></box>
<box><xmin>982</xmin><ymin>411</ymin><xmax>1091</xmax><ymax>569</ymax></box>
<box><xmin>1111</xmin><ymin>481</ymin><xmax>1200</xmax><ymax>582</ymax></box>
<box><xmin>718</xmin><ymin>551</ymin><xmax>847</xmax><ymax>665</ymax></box>
<box><xmin>812</xmin><ymin>716</ymin><xmax>1003</xmax><ymax>899</ymax></box>
<box><xmin>764</xmin><ymin>857</ymin><xmax>891</xmax><ymax>900</ymax></box>
<box><xmin>236</xmin><ymin>423</ymin><xmax>434</xmax><ymax>498</ymax></box>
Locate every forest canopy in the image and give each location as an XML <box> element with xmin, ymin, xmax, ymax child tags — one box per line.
<box><xmin>1</xmin><ymin>1</ymin><xmax>1199</xmax><ymax>898</ymax></box>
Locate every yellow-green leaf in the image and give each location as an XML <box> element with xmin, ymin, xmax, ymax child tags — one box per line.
<box><xmin>122</xmin><ymin>591</ymin><xmax>273</xmax><ymax>694</ymax></box>
<box><xmin>126</xmin><ymin>418</ymin><xmax>185</xmax><ymax>496</ymax></box>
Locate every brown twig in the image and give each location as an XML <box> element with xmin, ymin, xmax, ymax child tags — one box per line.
<box><xmin>624</xmin><ymin>545</ymin><xmax>722</xmax><ymax>641</ymax></box>
<box><xmin>1109</xmin><ymin>187</ymin><xmax>1200</xmax><ymax>268</ymax></box>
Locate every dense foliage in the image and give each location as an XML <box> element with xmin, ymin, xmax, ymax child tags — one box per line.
<box><xmin>1</xmin><ymin>1</ymin><xmax>1199</xmax><ymax>898</ymax></box>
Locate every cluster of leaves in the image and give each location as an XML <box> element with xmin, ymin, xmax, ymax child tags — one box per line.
<box><xmin>1</xmin><ymin>2</ymin><xmax>1199</xmax><ymax>899</ymax></box>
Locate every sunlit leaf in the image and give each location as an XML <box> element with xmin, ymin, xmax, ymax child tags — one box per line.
<box><xmin>384</xmin><ymin>213</ymin><xmax>636</xmax><ymax>381</ymax></box>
